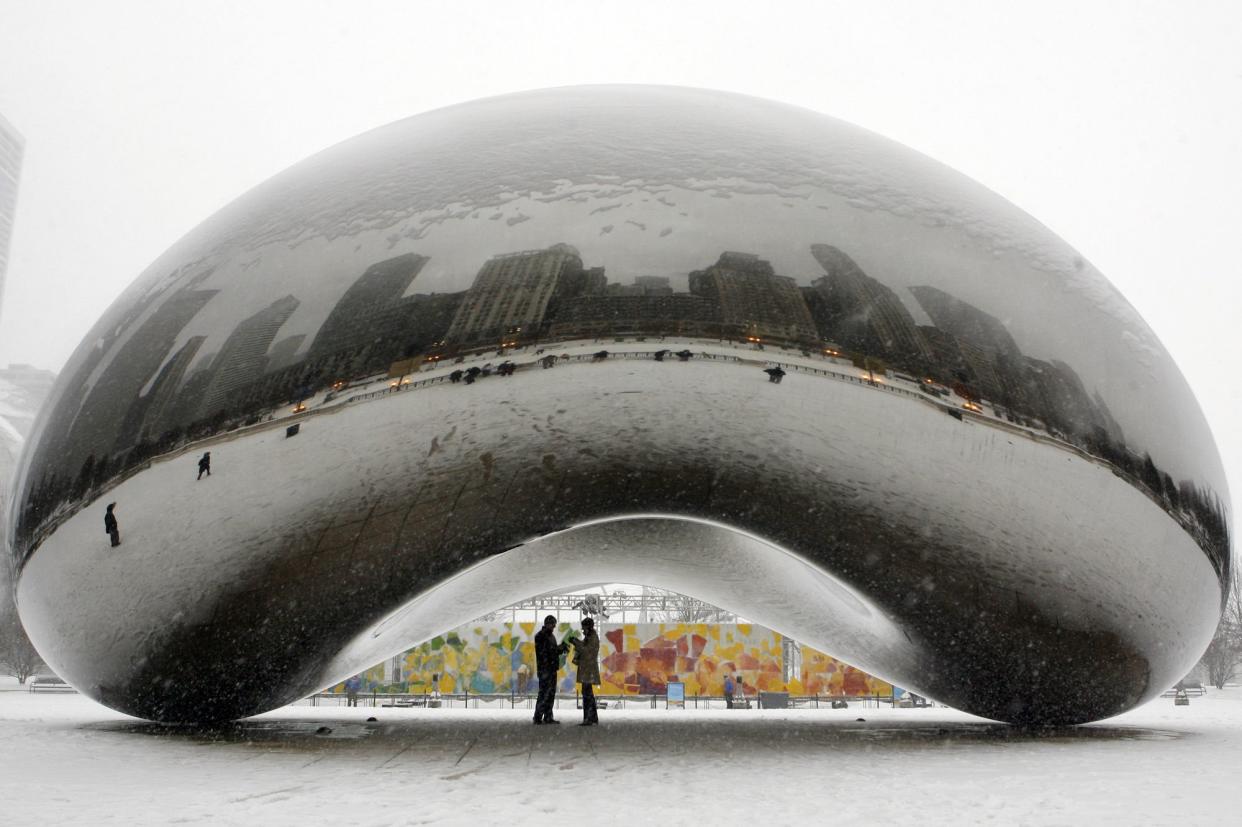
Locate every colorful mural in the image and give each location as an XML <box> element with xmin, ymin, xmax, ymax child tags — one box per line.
<box><xmin>335</xmin><ymin>622</ymin><xmax>892</xmax><ymax>698</ymax></box>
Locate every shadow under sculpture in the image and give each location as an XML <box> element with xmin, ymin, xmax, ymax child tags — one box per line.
<box><xmin>8</xmin><ymin>86</ymin><xmax>1230</xmax><ymax>725</ymax></box>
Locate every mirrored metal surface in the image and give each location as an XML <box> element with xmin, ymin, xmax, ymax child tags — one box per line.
<box><xmin>8</xmin><ymin>86</ymin><xmax>1231</xmax><ymax>724</ymax></box>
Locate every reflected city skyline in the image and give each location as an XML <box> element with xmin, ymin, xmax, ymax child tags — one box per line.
<box><xmin>14</xmin><ymin>239</ymin><xmax>1230</xmax><ymax>585</ymax></box>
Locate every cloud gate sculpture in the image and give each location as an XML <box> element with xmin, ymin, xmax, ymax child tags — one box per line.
<box><xmin>8</xmin><ymin>86</ymin><xmax>1231</xmax><ymax>725</ymax></box>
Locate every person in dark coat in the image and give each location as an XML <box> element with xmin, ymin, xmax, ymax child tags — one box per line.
<box><xmin>566</xmin><ymin>617</ymin><xmax>601</xmax><ymax>725</ymax></box>
<box><xmin>533</xmin><ymin>615</ymin><xmax>568</xmax><ymax>724</ymax></box>
<box><xmin>764</xmin><ymin>366</ymin><xmax>786</xmax><ymax>384</ymax></box>
<box><xmin>104</xmin><ymin>503</ymin><xmax>120</xmax><ymax>547</ymax></box>
<box><xmin>197</xmin><ymin>451</ymin><xmax>211</xmax><ymax>479</ymax></box>
<box><xmin>449</xmin><ymin>369</ymin><xmax>463</xmax><ymax>384</ymax></box>
<box><xmin>723</xmin><ymin>672</ymin><xmax>735</xmax><ymax>709</ymax></box>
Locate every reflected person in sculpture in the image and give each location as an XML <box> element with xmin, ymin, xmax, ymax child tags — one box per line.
<box><xmin>103</xmin><ymin>503</ymin><xmax>119</xmax><ymax>548</ymax></box>
<box><xmin>567</xmin><ymin>618</ymin><xmax>600</xmax><ymax>726</ymax></box>
<box><xmin>533</xmin><ymin>614</ymin><xmax>567</xmax><ymax>725</ymax></box>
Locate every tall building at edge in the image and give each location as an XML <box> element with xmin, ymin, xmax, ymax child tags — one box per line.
<box><xmin>0</xmin><ymin>111</ymin><xmax>23</xmax><ymax>320</ymax></box>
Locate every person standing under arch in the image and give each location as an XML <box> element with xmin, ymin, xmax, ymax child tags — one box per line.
<box><xmin>567</xmin><ymin>617</ymin><xmax>601</xmax><ymax>725</ymax></box>
<box><xmin>533</xmin><ymin>615</ymin><xmax>568</xmax><ymax>724</ymax></box>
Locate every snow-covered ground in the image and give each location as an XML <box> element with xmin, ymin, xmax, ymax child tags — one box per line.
<box><xmin>2</xmin><ymin>677</ymin><xmax>1238</xmax><ymax>825</ymax></box>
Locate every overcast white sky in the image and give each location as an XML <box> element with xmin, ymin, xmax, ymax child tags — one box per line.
<box><xmin>0</xmin><ymin>0</ymin><xmax>1239</xmax><ymax>522</ymax></box>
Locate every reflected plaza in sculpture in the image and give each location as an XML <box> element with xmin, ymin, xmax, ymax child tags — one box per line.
<box><xmin>7</xmin><ymin>86</ymin><xmax>1231</xmax><ymax>725</ymax></box>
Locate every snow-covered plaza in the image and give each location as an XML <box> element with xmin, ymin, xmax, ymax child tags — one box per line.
<box><xmin>3</xmin><ymin>679</ymin><xmax>1240</xmax><ymax>825</ymax></box>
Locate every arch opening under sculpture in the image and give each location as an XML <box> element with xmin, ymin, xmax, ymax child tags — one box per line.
<box><xmin>325</xmin><ymin>516</ymin><xmax>908</xmax><ymax>698</ymax></box>
<box><xmin>324</xmin><ymin>515</ymin><xmax>1168</xmax><ymax>727</ymax></box>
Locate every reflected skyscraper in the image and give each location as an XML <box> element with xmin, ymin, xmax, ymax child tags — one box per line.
<box><xmin>138</xmin><ymin>335</ymin><xmax>208</xmax><ymax>444</ymax></box>
<box><xmin>264</xmin><ymin>334</ymin><xmax>307</xmax><ymax>375</ymax></box>
<box><xmin>689</xmin><ymin>252</ymin><xmax>815</xmax><ymax>343</ymax></box>
<box><xmin>308</xmin><ymin>254</ymin><xmax>429</xmax><ymax>361</ymax></box>
<box><xmin>57</xmin><ymin>286</ymin><xmax>218</xmax><ymax>481</ymax></box>
<box><xmin>809</xmin><ymin>244</ymin><xmax>932</xmax><ymax>366</ymax></box>
<box><xmin>447</xmin><ymin>243</ymin><xmax>592</xmax><ymax>346</ymax></box>
<box><xmin>198</xmin><ymin>295</ymin><xmax>300</xmax><ymax>420</ymax></box>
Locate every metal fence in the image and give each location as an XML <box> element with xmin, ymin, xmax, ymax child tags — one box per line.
<box><xmin>301</xmin><ymin>689</ymin><xmax>901</xmax><ymax>711</ymax></box>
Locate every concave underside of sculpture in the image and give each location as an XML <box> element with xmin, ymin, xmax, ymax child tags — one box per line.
<box><xmin>8</xmin><ymin>86</ymin><xmax>1231</xmax><ymax>725</ymax></box>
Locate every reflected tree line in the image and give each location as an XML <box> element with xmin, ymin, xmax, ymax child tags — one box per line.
<box><xmin>16</xmin><ymin>243</ymin><xmax>1230</xmax><ymax>580</ymax></box>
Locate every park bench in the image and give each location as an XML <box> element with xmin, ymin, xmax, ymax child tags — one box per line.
<box><xmin>1162</xmin><ymin>682</ymin><xmax>1206</xmax><ymax>698</ymax></box>
<box><xmin>28</xmin><ymin>675</ymin><xmax>74</xmax><ymax>692</ymax></box>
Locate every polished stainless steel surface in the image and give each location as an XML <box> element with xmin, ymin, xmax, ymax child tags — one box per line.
<box><xmin>8</xmin><ymin>86</ymin><xmax>1231</xmax><ymax>724</ymax></box>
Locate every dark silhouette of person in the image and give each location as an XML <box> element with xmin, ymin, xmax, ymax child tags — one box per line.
<box><xmin>541</xmin><ymin>354</ymin><xmax>557</xmax><ymax>369</ymax></box>
<box><xmin>464</xmin><ymin>366</ymin><xmax>481</xmax><ymax>384</ymax></box>
<box><xmin>104</xmin><ymin>503</ymin><xmax>120</xmax><ymax>547</ymax></box>
<box><xmin>676</xmin><ymin>349</ymin><xmax>693</xmax><ymax>361</ymax></box>
<box><xmin>533</xmin><ymin>614</ymin><xmax>568</xmax><ymax>724</ymax></box>
<box><xmin>653</xmin><ymin>349</ymin><xmax>668</xmax><ymax>362</ymax></box>
<box><xmin>449</xmin><ymin>369</ymin><xmax>463</xmax><ymax>384</ymax></box>
<box><xmin>566</xmin><ymin>617</ymin><xmax>601</xmax><ymax>725</ymax></box>
<box><xmin>723</xmin><ymin>672</ymin><xmax>735</xmax><ymax>709</ymax></box>
<box><xmin>592</xmin><ymin>350</ymin><xmax>609</xmax><ymax>361</ymax></box>
<box><xmin>764</xmin><ymin>366</ymin><xmax>786</xmax><ymax>384</ymax></box>
<box><xmin>197</xmin><ymin>451</ymin><xmax>211</xmax><ymax>480</ymax></box>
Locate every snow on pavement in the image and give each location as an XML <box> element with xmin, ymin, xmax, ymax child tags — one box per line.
<box><xmin>2</xmin><ymin>681</ymin><xmax>1239</xmax><ymax>825</ymax></box>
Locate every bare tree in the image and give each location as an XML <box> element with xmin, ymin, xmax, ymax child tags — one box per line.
<box><xmin>0</xmin><ymin>613</ymin><xmax>43</xmax><ymax>684</ymax></box>
<box><xmin>1200</xmin><ymin>576</ymin><xmax>1242</xmax><ymax>690</ymax></box>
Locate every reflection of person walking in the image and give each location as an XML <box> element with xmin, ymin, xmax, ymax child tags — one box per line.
<box><xmin>723</xmin><ymin>672</ymin><xmax>735</xmax><ymax>709</ymax></box>
<box><xmin>533</xmin><ymin>614</ymin><xmax>568</xmax><ymax>725</ymax></box>
<box><xmin>104</xmin><ymin>503</ymin><xmax>120</xmax><ymax>547</ymax></box>
<box><xmin>567</xmin><ymin>617</ymin><xmax>601</xmax><ymax>725</ymax></box>
<box><xmin>197</xmin><ymin>451</ymin><xmax>212</xmax><ymax>480</ymax></box>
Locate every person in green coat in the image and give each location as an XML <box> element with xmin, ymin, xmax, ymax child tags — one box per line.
<box><xmin>567</xmin><ymin>617</ymin><xmax>600</xmax><ymax>725</ymax></box>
